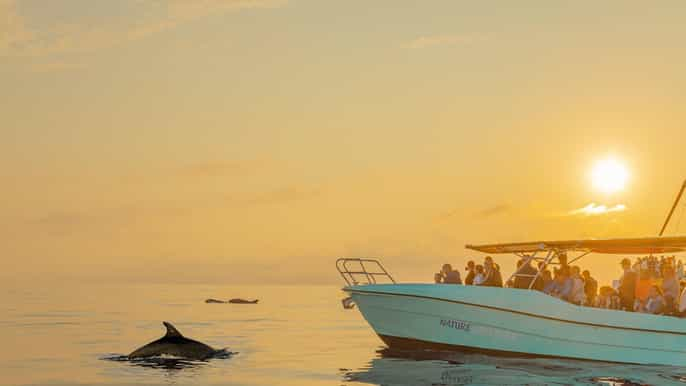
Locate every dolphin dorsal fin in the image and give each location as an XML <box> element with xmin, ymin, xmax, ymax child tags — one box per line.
<box><xmin>163</xmin><ymin>321</ymin><xmax>184</xmax><ymax>338</ymax></box>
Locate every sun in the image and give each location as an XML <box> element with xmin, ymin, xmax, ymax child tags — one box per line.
<box><xmin>591</xmin><ymin>158</ymin><xmax>629</xmax><ymax>194</ymax></box>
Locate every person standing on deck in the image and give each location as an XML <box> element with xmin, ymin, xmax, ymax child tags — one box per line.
<box><xmin>481</xmin><ymin>258</ymin><xmax>503</xmax><ymax>287</ymax></box>
<box><xmin>473</xmin><ymin>265</ymin><xmax>485</xmax><ymax>285</ymax></box>
<box><xmin>568</xmin><ymin>266</ymin><xmax>586</xmax><ymax>305</ymax></box>
<box><xmin>634</xmin><ymin>269</ymin><xmax>654</xmax><ymax>311</ymax></box>
<box><xmin>638</xmin><ymin>285</ymin><xmax>665</xmax><ymax>314</ymax></box>
<box><xmin>464</xmin><ymin>260</ymin><xmax>476</xmax><ymax>285</ymax></box>
<box><xmin>548</xmin><ymin>267</ymin><xmax>573</xmax><ymax>300</ymax></box>
<box><xmin>440</xmin><ymin>264</ymin><xmax>462</xmax><ymax>284</ymax></box>
<box><xmin>582</xmin><ymin>270</ymin><xmax>598</xmax><ymax>306</ymax></box>
<box><xmin>619</xmin><ymin>258</ymin><xmax>637</xmax><ymax>311</ymax></box>
<box><xmin>662</xmin><ymin>265</ymin><xmax>679</xmax><ymax>313</ymax></box>
<box><xmin>513</xmin><ymin>258</ymin><xmax>537</xmax><ymax>289</ymax></box>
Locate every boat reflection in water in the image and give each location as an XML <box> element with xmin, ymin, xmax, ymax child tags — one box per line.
<box><xmin>342</xmin><ymin>347</ymin><xmax>686</xmax><ymax>386</ymax></box>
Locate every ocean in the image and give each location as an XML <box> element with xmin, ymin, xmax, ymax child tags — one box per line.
<box><xmin>3</xmin><ymin>282</ymin><xmax>686</xmax><ymax>386</ymax></box>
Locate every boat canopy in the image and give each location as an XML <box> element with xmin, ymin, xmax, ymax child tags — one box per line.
<box><xmin>465</xmin><ymin>236</ymin><xmax>686</xmax><ymax>255</ymax></box>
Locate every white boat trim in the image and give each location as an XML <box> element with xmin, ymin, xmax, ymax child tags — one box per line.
<box><xmin>343</xmin><ymin>283</ymin><xmax>686</xmax><ymax>365</ymax></box>
<box><xmin>347</xmin><ymin>287</ymin><xmax>686</xmax><ymax>336</ymax></box>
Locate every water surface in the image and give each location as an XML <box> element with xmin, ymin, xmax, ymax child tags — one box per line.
<box><xmin>3</xmin><ymin>282</ymin><xmax>686</xmax><ymax>385</ymax></box>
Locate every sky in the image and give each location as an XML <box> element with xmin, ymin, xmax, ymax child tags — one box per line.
<box><xmin>2</xmin><ymin>1</ymin><xmax>686</xmax><ymax>286</ymax></box>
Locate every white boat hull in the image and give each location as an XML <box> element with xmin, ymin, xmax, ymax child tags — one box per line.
<box><xmin>346</xmin><ymin>284</ymin><xmax>686</xmax><ymax>365</ymax></box>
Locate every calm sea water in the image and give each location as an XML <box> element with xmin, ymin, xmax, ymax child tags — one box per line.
<box><xmin>3</xmin><ymin>282</ymin><xmax>686</xmax><ymax>386</ymax></box>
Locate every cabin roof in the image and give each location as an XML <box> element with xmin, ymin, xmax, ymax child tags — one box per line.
<box><xmin>465</xmin><ymin>236</ymin><xmax>686</xmax><ymax>255</ymax></box>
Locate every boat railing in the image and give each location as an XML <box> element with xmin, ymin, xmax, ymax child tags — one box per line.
<box><xmin>336</xmin><ymin>258</ymin><xmax>396</xmax><ymax>286</ymax></box>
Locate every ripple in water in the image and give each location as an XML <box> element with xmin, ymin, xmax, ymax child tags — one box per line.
<box><xmin>101</xmin><ymin>350</ymin><xmax>236</xmax><ymax>370</ymax></box>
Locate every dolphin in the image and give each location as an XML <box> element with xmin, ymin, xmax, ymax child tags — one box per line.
<box><xmin>229</xmin><ymin>298</ymin><xmax>258</xmax><ymax>304</ymax></box>
<box><xmin>128</xmin><ymin>322</ymin><xmax>221</xmax><ymax>360</ymax></box>
<box><xmin>205</xmin><ymin>298</ymin><xmax>258</xmax><ymax>304</ymax></box>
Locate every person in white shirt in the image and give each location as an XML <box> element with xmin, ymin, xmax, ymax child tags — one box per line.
<box><xmin>639</xmin><ymin>285</ymin><xmax>665</xmax><ymax>315</ymax></box>
<box><xmin>473</xmin><ymin>265</ymin><xmax>485</xmax><ymax>285</ymax></box>
<box><xmin>568</xmin><ymin>266</ymin><xmax>587</xmax><ymax>305</ymax></box>
<box><xmin>677</xmin><ymin>284</ymin><xmax>686</xmax><ymax>317</ymax></box>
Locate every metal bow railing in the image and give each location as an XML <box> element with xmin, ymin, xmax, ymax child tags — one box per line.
<box><xmin>336</xmin><ymin>258</ymin><xmax>396</xmax><ymax>286</ymax></box>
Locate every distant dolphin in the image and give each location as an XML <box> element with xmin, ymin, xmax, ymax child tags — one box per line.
<box><xmin>128</xmin><ymin>322</ymin><xmax>221</xmax><ymax>360</ymax></box>
<box><xmin>205</xmin><ymin>298</ymin><xmax>258</xmax><ymax>304</ymax></box>
<box><xmin>229</xmin><ymin>298</ymin><xmax>258</xmax><ymax>304</ymax></box>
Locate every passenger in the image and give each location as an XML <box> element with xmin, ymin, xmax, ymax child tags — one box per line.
<box><xmin>548</xmin><ymin>267</ymin><xmax>572</xmax><ymax>300</ymax></box>
<box><xmin>493</xmin><ymin>263</ymin><xmax>504</xmax><ymax>287</ymax></box>
<box><xmin>540</xmin><ymin>269</ymin><xmax>553</xmax><ymax>293</ymax></box>
<box><xmin>480</xmin><ymin>259</ymin><xmax>503</xmax><ymax>287</ymax></box>
<box><xmin>507</xmin><ymin>258</ymin><xmax>523</xmax><ymax>287</ymax></box>
<box><xmin>649</xmin><ymin>258</ymin><xmax>659</xmax><ymax>279</ymax></box>
<box><xmin>513</xmin><ymin>258</ymin><xmax>537</xmax><ymax>289</ymax></box>
<box><xmin>464</xmin><ymin>260</ymin><xmax>476</xmax><ymax>285</ymax></box>
<box><xmin>677</xmin><ymin>283</ymin><xmax>686</xmax><ymax>317</ymax></box>
<box><xmin>530</xmin><ymin>268</ymin><xmax>546</xmax><ymax>292</ymax></box>
<box><xmin>582</xmin><ymin>270</ymin><xmax>598</xmax><ymax>306</ymax></box>
<box><xmin>568</xmin><ymin>266</ymin><xmax>586</xmax><ymax>305</ymax></box>
<box><xmin>634</xmin><ymin>269</ymin><xmax>653</xmax><ymax>311</ymax></box>
<box><xmin>440</xmin><ymin>264</ymin><xmax>462</xmax><ymax>284</ymax></box>
<box><xmin>434</xmin><ymin>273</ymin><xmax>443</xmax><ymax>284</ymax></box>
<box><xmin>618</xmin><ymin>258</ymin><xmax>637</xmax><ymax>311</ymax></box>
<box><xmin>595</xmin><ymin>286</ymin><xmax>621</xmax><ymax>310</ymax></box>
<box><xmin>658</xmin><ymin>257</ymin><xmax>666</xmax><ymax>277</ymax></box>
<box><xmin>473</xmin><ymin>264</ymin><xmax>485</xmax><ymax>285</ymax></box>
<box><xmin>480</xmin><ymin>259</ymin><xmax>495</xmax><ymax>286</ymax></box>
<box><xmin>662</xmin><ymin>266</ymin><xmax>680</xmax><ymax>313</ymax></box>
<box><xmin>638</xmin><ymin>285</ymin><xmax>665</xmax><ymax>314</ymax></box>
<box><xmin>544</xmin><ymin>268</ymin><xmax>559</xmax><ymax>295</ymax></box>
<box><xmin>505</xmin><ymin>260</ymin><xmax>523</xmax><ymax>288</ymax></box>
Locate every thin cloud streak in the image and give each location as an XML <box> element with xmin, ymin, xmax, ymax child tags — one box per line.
<box><xmin>1</xmin><ymin>0</ymin><xmax>287</xmax><ymax>57</ymax></box>
<box><xmin>476</xmin><ymin>204</ymin><xmax>510</xmax><ymax>218</ymax></box>
<box><xmin>568</xmin><ymin>203</ymin><xmax>627</xmax><ymax>216</ymax></box>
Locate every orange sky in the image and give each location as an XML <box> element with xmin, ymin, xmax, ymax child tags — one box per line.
<box><xmin>2</xmin><ymin>1</ymin><xmax>686</xmax><ymax>286</ymax></box>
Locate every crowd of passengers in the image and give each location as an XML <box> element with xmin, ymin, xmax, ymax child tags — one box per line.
<box><xmin>434</xmin><ymin>255</ymin><xmax>686</xmax><ymax>317</ymax></box>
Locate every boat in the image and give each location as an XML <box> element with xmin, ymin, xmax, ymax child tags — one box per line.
<box><xmin>338</xmin><ymin>182</ymin><xmax>686</xmax><ymax>365</ymax></box>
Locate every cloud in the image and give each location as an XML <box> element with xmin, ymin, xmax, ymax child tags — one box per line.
<box><xmin>404</xmin><ymin>34</ymin><xmax>483</xmax><ymax>49</ymax></box>
<box><xmin>568</xmin><ymin>203</ymin><xmax>627</xmax><ymax>216</ymax></box>
<box><xmin>1</xmin><ymin>0</ymin><xmax>286</xmax><ymax>57</ymax></box>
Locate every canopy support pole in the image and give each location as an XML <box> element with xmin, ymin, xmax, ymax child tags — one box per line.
<box><xmin>506</xmin><ymin>251</ymin><xmax>537</xmax><ymax>286</ymax></box>
<box><xmin>659</xmin><ymin>179</ymin><xmax>686</xmax><ymax>237</ymax></box>
<box><xmin>527</xmin><ymin>250</ymin><xmax>554</xmax><ymax>290</ymax></box>
<box><xmin>567</xmin><ymin>250</ymin><xmax>592</xmax><ymax>265</ymax></box>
